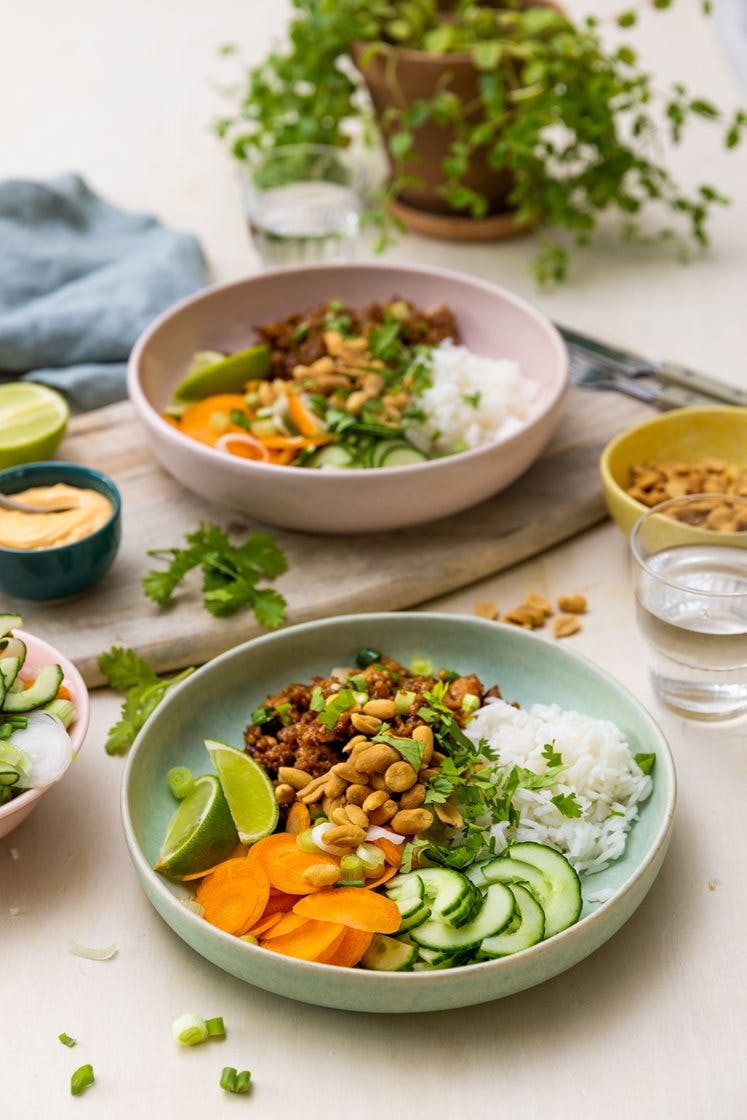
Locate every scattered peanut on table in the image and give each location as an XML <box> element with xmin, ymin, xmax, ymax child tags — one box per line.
<box><xmin>473</xmin><ymin>590</ymin><xmax>588</xmax><ymax>638</ymax></box>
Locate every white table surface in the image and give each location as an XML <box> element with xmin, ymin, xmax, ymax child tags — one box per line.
<box><xmin>2</xmin><ymin>3</ymin><xmax>746</xmax><ymax>1118</ymax></box>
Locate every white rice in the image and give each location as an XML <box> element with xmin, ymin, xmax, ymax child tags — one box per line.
<box><xmin>407</xmin><ymin>341</ymin><xmax>539</xmax><ymax>454</ymax></box>
<box><xmin>465</xmin><ymin>699</ymin><xmax>653</xmax><ymax>876</ymax></box>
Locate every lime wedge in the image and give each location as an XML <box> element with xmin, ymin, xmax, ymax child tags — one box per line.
<box><xmin>173</xmin><ymin>344</ymin><xmax>272</xmax><ymax>402</ymax></box>
<box><xmin>205</xmin><ymin>739</ymin><xmax>279</xmax><ymax>845</ymax></box>
<box><xmin>0</xmin><ymin>382</ymin><xmax>69</xmax><ymax>469</ymax></box>
<box><xmin>154</xmin><ymin>774</ymin><xmax>239</xmax><ymax>880</ymax></box>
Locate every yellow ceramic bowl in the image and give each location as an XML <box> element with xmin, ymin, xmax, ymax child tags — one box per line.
<box><xmin>599</xmin><ymin>405</ymin><xmax>747</xmax><ymax>536</ymax></box>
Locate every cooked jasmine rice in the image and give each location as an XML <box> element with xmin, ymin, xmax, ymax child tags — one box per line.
<box><xmin>466</xmin><ymin>699</ymin><xmax>653</xmax><ymax>876</ymax></box>
<box><xmin>408</xmin><ymin>341</ymin><xmax>539</xmax><ymax>454</ymax></box>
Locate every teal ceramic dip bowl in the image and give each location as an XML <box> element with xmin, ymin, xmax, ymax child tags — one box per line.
<box><xmin>0</xmin><ymin>461</ymin><xmax>122</xmax><ymax>601</ymax></box>
<box><xmin>122</xmin><ymin>612</ymin><xmax>676</xmax><ymax>1014</ymax></box>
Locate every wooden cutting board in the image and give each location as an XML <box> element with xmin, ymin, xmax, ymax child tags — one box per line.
<box><xmin>8</xmin><ymin>390</ymin><xmax>650</xmax><ymax>686</ymax></box>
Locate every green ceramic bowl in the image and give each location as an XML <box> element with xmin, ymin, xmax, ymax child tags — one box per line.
<box><xmin>122</xmin><ymin>613</ymin><xmax>676</xmax><ymax>1014</ymax></box>
<box><xmin>0</xmin><ymin>461</ymin><xmax>121</xmax><ymax>601</ymax></box>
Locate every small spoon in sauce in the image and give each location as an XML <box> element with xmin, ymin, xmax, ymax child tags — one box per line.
<box><xmin>0</xmin><ymin>493</ymin><xmax>76</xmax><ymax>514</ymax></box>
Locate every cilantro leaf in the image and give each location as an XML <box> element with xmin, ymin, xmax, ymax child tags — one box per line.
<box><xmin>317</xmin><ymin>688</ymin><xmax>355</xmax><ymax>730</ymax></box>
<box><xmin>542</xmin><ymin>741</ymin><xmax>563</xmax><ymax>768</ymax></box>
<box><xmin>98</xmin><ymin>647</ymin><xmax>195</xmax><ymax>756</ymax></box>
<box><xmin>372</xmin><ymin>731</ymin><xmax>424</xmax><ymax>771</ymax></box>
<box><xmin>551</xmin><ymin>792</ymin><xmax>583</xmax><ymax>818</ymax></box>
<box><xmin>142</xmin><ymin>521</ymin><xmax>287</xmax><ymax>626</ymax></box>
<box><xmin>309</xmin><ymin>687</ymin><xmax>325</xmax><ymax>712</ymax></box>
<box><xmin>634</xmin><ymin>752</ymin><xmax>656</xmax><ymax>775</ymax></box>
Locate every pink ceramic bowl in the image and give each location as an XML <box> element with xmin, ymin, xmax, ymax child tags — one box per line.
<box><xmin>128</xmin><ymin>262</ymin><xmax>568</xmax><ymax>534</ymax></box>
<box><xmin>0</xmin><ymin>629</ymin><xmax>90</xmax><ymax>839</ymax></box>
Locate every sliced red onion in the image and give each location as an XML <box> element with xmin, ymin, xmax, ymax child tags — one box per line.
<box><xmin>365</xmin><ymin>826</ymin><xmax>405</xmax><ymax>844</ymax></box>
<box><xmin>214</xmin><ymin>432</ymin><xmax>270</xmax><ymax>461</ymax></box>
<box><xmin>69</xmin><ymin>941</ymin><xmax>118</xmax><ymax>961</ymax></box>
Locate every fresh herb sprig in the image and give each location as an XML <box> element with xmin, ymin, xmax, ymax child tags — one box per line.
<box><xmin>142</xmin><ymin>522</ymin><xmax>287</xmax><ymax>626</ymax></box>
<box><xmin>97</xmin><ymin>648</ymin><xmax>195</xmax><ymax>756</ymax></box>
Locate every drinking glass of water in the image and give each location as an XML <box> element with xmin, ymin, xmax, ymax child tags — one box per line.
<box><xmin>238</xmin><ymin>144</ymin><xmax>365</xmax><ymax>267</ymax></box>
<box><xmin>631</xmin><ymin>493</ymin><xmax>747</xmax><ymax>721</ymax></box>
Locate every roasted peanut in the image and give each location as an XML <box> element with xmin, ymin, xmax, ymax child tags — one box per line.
<box><xmin>331</xmin><ymin>761</ymin><xmax>367</xmax><ymax>784</ymax></box>
<box><xmin>277</xmin><ymin>766</ymin><xmax>313</xmax><ymax>791</ymax></box>
<box><xmin>342</xmin><ymin>733</ymin><xmax>369</xmax><ymax>754</ymax></box>
<box><xmin>553</xmin><ymin>614</ymin><xmax>581</xmax><ymax>638</ymax></box>
<box><xmin>343</xmin><ymin>803</ymin><xmax>369</xmax><ymax>830</ymax></box>
<box><xmin>362</xmin><ymin>698</ymin><xmax>397</xmax><ymax>720</ymax></box>
<box><xmin>362</xmin><ymin>789</ymin><xmax>389</xmax><ymax>813</ymax></box>
<box><xmin>398</xmin><ymin>783</ymin><xmax>426</xmax><ymax>810</ymax></box>
<box><xmin>345</xmin><ymin>783</ymin><xmax>370</xmax><ymax>806</ymax></box>
<box><xmin>355</xmin><ymin>744</ymin><xmax>400</xmax><ymax>774</ymax></box>
<box><xmin>322</xmin><ymin>794</ymin><xmax>346</xmax><ymax>819</ymax></box>
<box><xmin>369</xmin><ymin>772</ymin><xmax>389</xmax><ymax>792</ymax></box>
<box><xmin>525</xmin><ymin>592</ymin><xmax>553</xmax><ymax>617</ymax></box>
<box><xmin>434</xmin><ymin>801</ymin><xmax>464</xmax><ymax>828</ymax></box>
<box><xmin>298</xmin><ymin>775</ymin><xmax>327</xmax><ymax>803</ymax></box>
<box><xmin>331</xmin><ymin>806</ymin><xmax>352</xmax><ymax>826</ymax></box>
<box><xmin>324</xmin><ymin>773</ymin><xmax>348</xmax><ymax>799</ymax></box>
<box><xmin>350</xmin><ymin>712</ymin><xmax>382</xmax><ymax>736</ymax></box>
<box><xmin>324</xmin><ymin>824</ymin><xmax>366</xmax><ymax>850</ymax></box>
<box><xmin>384</xmin><ymin>760</ymin><xmax>418</xmax><ymax>793</ymax></box>
<box><xmin>473</xmin><ymin>599</ymin><xmax>498</xmax><ymax>620</ymax></box>
<box><xmin>367</xmin><ymin>799</ymin><xmax>398</xmax><ymax>826</ymax></box>
<box><xmin>391</xmin><ymin>808</ymin><xmax>434</xmax><ymax>835</ymax></box>
<box><xmin>303</xmin><ymin>864</ymin><xmax>340</xmax><ymax>888</ymax></box>
<box><xmin>419</xmin><ymin>766</ymin><xmax>441</xmax><ymax>783</ymax></box>
<box><xmin>412</xmin><ymin>724</ymin><xmax>433</xmax><ymax>764</ymax></box>
<box><xmin>557</xmin><ymin>594</ymin><xmax>587</xmax><ymax>614</ymax></box>
<box><xmin>274</xmin><ymin>783</ymin><xmax>297</xmax><ymax>806</ymax></box>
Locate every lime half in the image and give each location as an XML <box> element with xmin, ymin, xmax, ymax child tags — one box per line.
<box><xmin>205</xmin><ymin>739</ymin><xmax>279</xmax><ymax>844</ymax></box>
<box><xmin>154</xmin><ymin>774</ymin><xmax>238</xmax><ymax>880</ymax></box>
<box><xmin>173</xmin><ymin>344</ymin><xmax>271</xmax><ymax>402</ymax></box>
<box><xmin>0</xmin><ymin>382</ymin><xmax>70</xmax><ymax>469</ymax></box>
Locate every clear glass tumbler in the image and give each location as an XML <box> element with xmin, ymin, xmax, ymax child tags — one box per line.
<box><xmin>630</xmin><ymin>493</ymin><xmax>747</xmax><ymax>720</ymax></box>
<box><xmin>238</xmin><ymin>143</ymin><xmax>365</xmax><ymax>267</ymax></box>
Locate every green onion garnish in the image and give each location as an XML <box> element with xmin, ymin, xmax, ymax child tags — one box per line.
<box><xmin>205</xmin><ymin>1017</ymin><xmax>226</xmax><ymax>1039</ymax></box>
<box><xmin>172</xmin><ymin>1013</ymin><xmax>208</xmax><ymax>1046</ymax></box>
<box><xmin>220</xmin><ymin>1067</ymin><xmax>238</xmax><ymax>1093</ymax></box>
<box><xmin>167</xmin><ymin>767</ymin><xmax>195</xmax><ymax>801</ymax></box>
<box><xmin>235</xmin><ymin>1070</ymin><xmax>252</xmax><ymax>1094</ymax></box>
<box><xmin>70</xmin><ymin>1064</ymin><xmax>95</xmax><ymax>1096</ymax></box>
<box><xmin>58</xmin><ymin>1032</ymin><xmax>77</xmax><ymax>1048</ymax></box>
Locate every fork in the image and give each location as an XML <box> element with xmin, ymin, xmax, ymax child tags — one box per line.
<box><xmin>567</xmin><ymin>353</ymin><xmax>722</xmax><ymax>411</ymax></box>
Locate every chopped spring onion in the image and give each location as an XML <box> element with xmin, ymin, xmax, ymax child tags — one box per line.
<box><xmin>58</xmin><ymin>1032</ymin><xmax>77</xmax><ymax>1048</ymax></box>
<box><xmin>394</xmin><ymin>689</ymin><xmax>417</xmax><ymax>715</ymax></box>
<box><xmin>43</xmin><ymin>699</ymin><xmax>75</xmax><ymax>728</ymax></box>
<box><xmin>355</xmin><ymin>647</ymin><xmax>382</xmax><ymax>669</ymax></box>
<box><xmin>356</xmin><ymin>843</ymin><xmax>386</xmax><ymax>877</ymax></box>
<box><xmin>409</xmin><ymin>657</ymin><xmax>433</xmax><ymax>676</ymax></box>
<box><xmin>336</xmin><ymin>879</ymin><xmax>365</xmax><ymax>887</ymax></box>
<box><xmin>205</xmin><ymin>1017</ymin><xmax>226</xmax><ymax>1039</ymax></box>
<box><xmin>461</xmin><ymin>693</ymin><xmax>481</xmax><ymax>715</ymax></box>
<box><xmin>295</xmin><ymin>828</ymin><xmax>321</xmax><ymax>854</ymax></box>
<box><xmin>167</xmin><ymin>766</ymin><xmax>195</xmax><ymax>801</ymax></box>
<box><xmin>339</xmin><ymin>854</ymin><xmax>364</xmax><ymax>882</ymax></box>
<box><xmin>173</xmin><ymin>1013</ymin><xmax>208</xmax><ymax>1047</ymax></box>
<box><xmin>220</xmin><ymin>1067</ymin><xmax>238</xmax><ymax>1093</ymax></box>
<box><xmin>220</xmin><ymin>1067</ymin><xmax>252</xmax><ymax>1094</ymax></box>
<box><xmin>70</xmin><ymin>1064</ymin><xmax>95</xmax><ymax>1096</ymax></box>
<box><xmin>179</xmin><ymin>897</ymin><xmax>205</xmax><ymax>917</ymax></box>
<box><xmin>69</xmin><ymin>940</ymin><xmax>118</xmax><ymax>961</ymax></box>
<box><xmin>239</xmin><ymin>934</ymin><xmax>258</xmax><ymax>945</ymax></box>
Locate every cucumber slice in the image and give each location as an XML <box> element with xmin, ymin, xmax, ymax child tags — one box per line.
<box><xmin>0</xmin><ymin>656</ymin><xmax>22</xmax><ymax>693</ymax></box>
<box><xmin>386</xmin><ymin>873</ymin><xmax>432</xmax><ymax>932</ymax></box>
<box><xmin>480</xmin><ymin>883</ymin><xmax>546</xmax><ymax>958</ymax></box>
<box><xmin>409</xmin><ymin>883</ymin><xmax>515</xmax><ymax>952</ymax></box>
<box><xmin>389</xmin><ymin>868</ymin><xmax>477</xmax><ymax>927</ymax></box>
<box><xmin>304</xmin><ymin>444</ymin><xmax>358</xmax><ymax>470</ymax></box>
<box><xmin>360</xmin><ymin>934</ymin><xmax>417</xmax><ymax>972</ymax></box>
<box><xmin>0</xmin><ymin>614</ymin><xmax>22</xmax><ymax>641</ymax></box>
<box><xmin>1</xmin><ymin>664</ymin><xmax>63</xmax><ymax>713</ymax></box>
<box><xmin>370</xmin><ymin>439</ymin><xmax>428</xmax><ymax>468</ymax></box>
<box><xmin>0</xmin><ymin>637</ymin><xmax>27</xmax><ymax>667</ymax></box>
<box><xmin>482</xmin><ymin>843</ymin><xmax>582</xmax><ymax>937</ymax></box>
<box><xmin>417</xmin><ymin>946</ymin><xmax>476</xmax><ymax>969</ymax></box>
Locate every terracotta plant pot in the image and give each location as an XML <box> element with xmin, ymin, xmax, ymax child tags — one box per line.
<box><xmin>351</xmin><ymin>2</ymin><xmax>561</xmax><ymax>239</ymax></box>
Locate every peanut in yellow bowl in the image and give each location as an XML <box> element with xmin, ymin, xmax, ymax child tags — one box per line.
<box><xmin>0</xmin><ymin>483</ymin><xmax>114</xmax><ymax>550</ymax></box>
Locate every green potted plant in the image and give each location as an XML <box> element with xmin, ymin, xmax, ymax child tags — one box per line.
<box><xmin>216</xmin><ymin>0</ymin><xmax>745</xmax><ymax>281</ymax></box>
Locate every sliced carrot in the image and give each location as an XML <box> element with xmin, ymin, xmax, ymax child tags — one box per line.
<box><xmin>285</xmin><ymin>802</ymin><xmax>311</xmax><ymax>835</ymax></box>
<box><xmin>243</xmin><ymin>911</ymin><xmax>285</xmax><ymax>938</ymax></box>
<box><xmin>196</xmin><ymin>875</ymin><xmax>270</xmax><ymax>935</ymax></box>
<box><xmin>56</xmin><ymin>684</ymin><xmax>73</xmax><ymax>701</ymax></box>
<box><xmin>371</xmin><ymin>837</ymin><xmax>404</xmax><ymax>868</ymax></box>
<box><xmin>261</xmin><ymin>912</ymin><xmax>308</xmax><ymax>940</ymax></box>
<box><xmin>261</xmin><ymin>890</ymin><xmax>303</xmax><ymax>915</ymax></box>
<box><xmin>219</xmin><ymin>433</ymin><xmax>271</xmax><ymax>462</ymax></box>
<box><xmin>258</xmin><ymin>434</ymin><xmax>335</xmax><ymax>449</ymax></box>
<box><xmin>318</xmin><ymin>926</ymin><xmax>374</xmax><ymax>968</ymax></box>
<box><xmin>179</xmin><ymin>394</ymin><xmax>250</xmax><ymax>446</ymax></box>
<box><xmin>286</xmin><ymin>388</ymin><xmax>324</xmax><ymax>437</ymax></box>
<box><xmin>361</xmin><ymin>864</ymin><xmax>398</xmax><ymax>890</ymax></box>
<box><xmin>259</xmin><ymin>918</ymin><xmax>345</xmax><ymax>962</ymax></box>
<box><xmin>249</xmin><ymin>832</ymin><xmax>341</xmax><ymax>895</ymax></box>
<box><xmin>292</xmin><ymin>887</ymin><xmax>401</xmax><ymax>934</ymax></box>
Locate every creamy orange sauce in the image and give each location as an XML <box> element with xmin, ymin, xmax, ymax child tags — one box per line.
<box><xmin>0</xmin><ymin>484</ymin><xmax>113</xmax><ymax>550</ymax></box>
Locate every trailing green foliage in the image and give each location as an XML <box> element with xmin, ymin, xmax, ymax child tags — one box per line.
<box><xmin>215</xmin><ymin>0</ymin><xmax>744</xmax><ymax>281</ymax></box>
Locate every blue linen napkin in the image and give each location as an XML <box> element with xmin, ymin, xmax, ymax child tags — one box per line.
<box><xmin>0</xmin><ymin>174</ymin><xmax>209</xmax><ymax>412</ymax></box>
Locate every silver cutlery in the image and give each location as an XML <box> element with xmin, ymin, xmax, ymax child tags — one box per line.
<box><xmin>559</xmin><ymin>324</ymin><xmax>747</xmax><ymax>408</ymax></box>
<box><xmin>567</xmin><ymin>352</ymin><xmax>722</xmax><ymax>411</ymax></box>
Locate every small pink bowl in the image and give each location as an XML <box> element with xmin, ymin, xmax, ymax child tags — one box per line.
<box><xmin>0</xmin><ymin>629</ymin><xmax>90</xmax><ymax>839</ymax></box>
